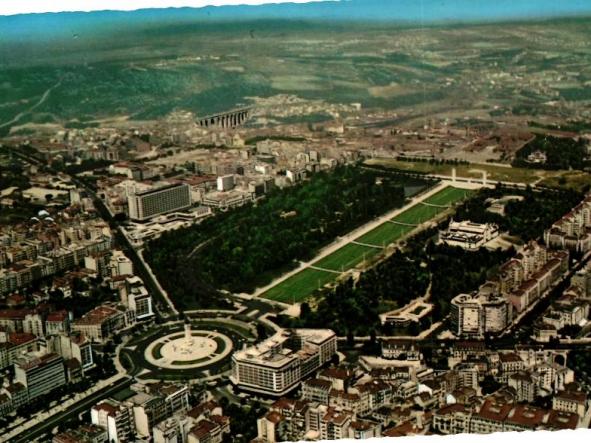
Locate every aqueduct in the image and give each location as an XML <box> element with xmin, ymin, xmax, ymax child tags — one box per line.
<box><xmin>197</xmin><ymin>108</ymin><xmax>251</xmax><ymax>129</ymax></box>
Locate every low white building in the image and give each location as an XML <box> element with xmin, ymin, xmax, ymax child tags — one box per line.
<box><xmin>439</xmin><ymin>220</ymin><xmax>499</xmax><ymax>251</ymax></box>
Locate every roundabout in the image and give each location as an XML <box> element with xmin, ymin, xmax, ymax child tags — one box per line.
<box><xmin>119</xmin><ymin>317</ymin><xmax>255</xmax><ymax>381</ymax></box>
<box><xmin>144</xmin><ymin>322</ymin><xmax>233</xmax><ymax>370</ymax></box>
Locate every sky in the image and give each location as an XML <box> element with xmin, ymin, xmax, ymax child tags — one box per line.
<box><xmin>0</xmin><ymin>0</ymin><xmax>331</xmax><ymax>16</ymax></box>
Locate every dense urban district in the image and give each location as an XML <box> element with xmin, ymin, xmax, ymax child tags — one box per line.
<box><xmin>1</xmin><ymin>10</ymin><xmax>591</xmax><ymax>443</ymax></box>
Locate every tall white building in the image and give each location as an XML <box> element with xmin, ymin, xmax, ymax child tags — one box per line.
<box><xmin>109</xmin><ymin>250</ymin><xmax>134</xmax><ymax>277</ymax></box>
<box><xmin>128</xmin><ymin>183</ymin><xmax>191</xmax><ymax>221</ymax></box>
<box><xmin>216</xmin><ymin>174</ymin><xmax>235</xmax><ymax>192</ymax></box>
<box><xmin>450</xmin><ymin>283</ymin><xmax>511</xmax><ymax>337</ymax></box>
<box><xmin>14</xmin><ymin>352</ymin><xmax>67</xmax><ymax>402</ymax></box>
<box><xmin>121</xmin><ymin>276</ymin><xmax>154</xmax><ymax>320</ymax></box>
<box><xmin>230</xmin><ymin>329</ymin><xmax>337</xmax><ymax>396</ymax></box>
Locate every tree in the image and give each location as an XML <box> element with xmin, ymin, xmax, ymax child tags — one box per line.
<box><xmin>255</xmin><ymin>323</ymin><xmax>267</xmax><ymax>340</ymax></box>
<box><xmin>481</xmin><ymin>375</ymin><xmax>501</xmax><ymax>395</ymax></box>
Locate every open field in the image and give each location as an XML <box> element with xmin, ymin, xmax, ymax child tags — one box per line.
<box><xmin>262</xmin><ymin>185</ymin><xmax>471</xmax><ymax>303</ymax></box>
<box><xmin>313</xmin><ymin>243</ymin><xmax>380</xmax><ymax>272</ymax></box>
<box><xmin>261</xmin><ymin>268</ymin><xmax>337</xmax><ymax>304</ymax></box>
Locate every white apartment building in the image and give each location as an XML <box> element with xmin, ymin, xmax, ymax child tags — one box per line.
<box><xmin>216</xmin><ymin>174</ymin><xmax>235</xmax><ymax>191</ymax></box>
<box><xmin>450</xmin><ymin>283</ymin><xmax>511</xmax><ymax>337</ymax></box>
<box><xmin>91</xmin><ymin>399</ymin><xmax>135</xmax><ymax>443</ymax></box>
<box><xmin>128</xmin><ymin>183</ymin><xmax>192</xmax><ymax>221</ymax></box>
<box><xmin>230</xmin><ymin>329</ymin><xmax>337</xmax><ymax>396</ymax></box>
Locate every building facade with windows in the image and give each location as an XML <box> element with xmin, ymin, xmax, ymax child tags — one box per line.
<box><xmin>230</xmin><ymin>329</ymin><xmax>337</xmax><ymax>396</ymax></box>
<box><xmin>128</xmin><ymin>183</ymin><xmax>192</xmax><ymax>221</ymax></box>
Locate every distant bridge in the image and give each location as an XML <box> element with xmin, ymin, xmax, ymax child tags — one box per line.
<box><xmin>197</xmin><ymin>107</ymin><xmax>251</xmax><ymax>129</ymax></box>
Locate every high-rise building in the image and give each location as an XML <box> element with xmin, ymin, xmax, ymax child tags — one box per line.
<box><xmin>121</xmin><ymin>276</ymin><xmax>154</xmax><ymax>320</ymax></box>
<box><xmin>216</xmin><ymin>174</ymin><xmax>235</xmax><ymax>192</ymax></box>
<box><xmin>14</xmin><ymin>352</ymin><xmax>67</xmax><ymax>402</ymax></box>
<box><xmin>450</xmin><ymin>283</ymin><xmax>511</xmax><ymax>337</ymax></box>
<box><xmin>128</xmin><ymin>183</ymin><xmax>191</xmax><ymax>221</ymax></box>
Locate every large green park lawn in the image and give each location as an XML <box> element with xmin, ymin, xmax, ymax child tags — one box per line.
<box><xmin>423</xmin><ymin>186</ymin><xmax>471</xmax><ymax>206</ymax></box>
<box><xmin>262</xmin><ymin>186</ymin><xmax>472</xmax><ymax>304</ymax></box>
<box><xmin>355</xmin><ymin>222</ymin><xmax>413</xmax><ymax>247</ymax></box>
<box><xmin>262</xmin><ymin>268</ymin><xmax>337</xmax><ymax>303</ymax></box>
<box><xmin>313</xmin><ymin>243</ymin><xmax>379</xmax><ymax>272</ymax></box>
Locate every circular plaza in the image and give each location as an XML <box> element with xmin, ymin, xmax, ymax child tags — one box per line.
<box><xmin>119</xmin><ymin>318</ymin><xmax>255</xmax><ymax>380</ymax></box>
<box><xmin>144</xmin><ymin>324</ymin><xmax>233</xmax><ymax>370</ymax></box>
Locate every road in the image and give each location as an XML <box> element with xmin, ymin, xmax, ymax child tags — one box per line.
<box><xmin>5</xmin><ymin>377</ymin><xmax>132</xmax><ymax>443</ymax></box>
<box><xmin>2</xmin><ymin>144</ymin><xmax>176</xmax><ymax>320</ymax></box>
<box><xmin>0</xmin><ymin>79</ymin><xmax>62</xmax><ymax>130</ymax></box>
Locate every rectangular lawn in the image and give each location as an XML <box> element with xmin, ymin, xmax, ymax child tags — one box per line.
<box><xmin>424</xmin><ymin>186</ymin><xmax>471</xmax><ymax>206</ymax></box>
<box><xmin>262</xmin><ymin>268</ymin><xmax>337</xmax><ymax>303</ymax></box>
<box><xmin>355</xmin><ymin>221</ymin><xmax>413</xmax><ymax>247</ymax></box>
<box><xmin>313</xmin><ymin>243</ymin><xmax>379</xmax><ymax>272</ymax></box>
<box><xmin>392</xmin><ymin>203</ymin><xmax>442</xmax><ymax>225</ymax></box>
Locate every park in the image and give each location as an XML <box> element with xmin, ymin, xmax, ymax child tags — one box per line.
<box><xmin>261</xmin><ymin>185</ymin><xmax>472</xmax><ymax>304</ymax></box>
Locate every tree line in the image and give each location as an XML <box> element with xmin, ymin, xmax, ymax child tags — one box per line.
<box><xmin>144</xmin><ymin>166</ymin><xmax>418</xmax><ymax>309</ymax></box>
<box><xmin>280</xmin><ymin>185</ymin><xmax>583</xmax><ymax>337</ymax></box>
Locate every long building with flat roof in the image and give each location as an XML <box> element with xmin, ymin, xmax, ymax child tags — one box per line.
<box><xmin>230</xmin><ymin>329</ymin><xmax>337</xmax><ymax>396</ymax></box>
<box><xmin>128</xmin><ymin>183</ymin><xmax>191</xmax><ymax>221</ymax></box>
<box><xmin>14</xmin><ymin>352</ymin><xmax>66</xmax><ymax>402</ymax></box>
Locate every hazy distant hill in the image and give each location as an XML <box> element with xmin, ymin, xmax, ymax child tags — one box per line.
<box><xmin>1</xmin><ymin>0</ymin><xmax>591</xmax><ymax>44</ymax></box>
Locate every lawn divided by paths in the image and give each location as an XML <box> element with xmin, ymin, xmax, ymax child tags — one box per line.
<box><xmin>392</xmin><ymin>204</ymin><xmax>441</xmax><ymax>225</ymax></box>
<box><xmin>262</xmin><ymin>268</ymin><xmax>337</xmax><ymax>304</ymax></box>
<box><xmin>262</xmin><ymin>186</ymin><xmax>472</xmax><ymax>303</ymax></box>
<box><xmin>313</xmin><ymin>243</ymin><xmax>380</xmax><ymax>272</ymax></box>
<box><xmin>355</xmin><ymin>222</ymin><xmax>414</xmax><ymax>248</ymax></box>
<box><xmin>423</xmin><ymin>186</ymin><xmax>471</xmax><ymax>206</ymax></box>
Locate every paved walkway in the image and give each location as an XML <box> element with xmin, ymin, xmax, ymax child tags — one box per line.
<box><xmin>351</xmin><ymin>240</ymin><xmax>385</xmax><ymax>249</ymax></box>
<box><xmin>420</xmin><ymin>201</ymin><xmax>450</xmax><ymax>208</ymax></box>
<box><xmin>136</xmin><ymin>246</ymin><xmax>179</xmax><ymax>316</ymax></box>
<box><xmin>309</xmin><ymin>265</ymin><xmax>346</xmax><ymax>274</ymax></box>
<box><xmin>387</xmin><ymin>220</ymin><xmax>419</xmax><ymax>227</ymax></box>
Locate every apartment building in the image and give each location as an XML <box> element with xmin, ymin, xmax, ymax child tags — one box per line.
<box><xmin>128</xmin><ymin>183</ymin><xmax>191</xmax><ymax>221</ymax></box>
<box><xmin>553</xmin><ymin>390</ymin><xmax>587</xmax><ymax>418</ymax></box>
<box><xmin>544</xmin><ymin>193</ymin><xmax>591</xmax><ymax>253</ymax></box>
<box><xmin>91</xmin><ymin>399</ymin><xmax>135</xmax><ymax>443</ymax></box>
<box><xmin>230</xmin><ymin>329</ymin><xmax>337</xmax><ymax>396</ymax></box>
<box><xmin>450</xmin><ymin>283</ymin><xmax>511</xmax><ymax>337</ymax></box>
<box><xmin>71</xmin><ymin>305</ymin><xmax>128</xmax><ymax>343</ymax></box>
<box><xmin>14</xmin><ymin>352</ymin><xmax>67</xmax><ymax>402</ymax></box>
